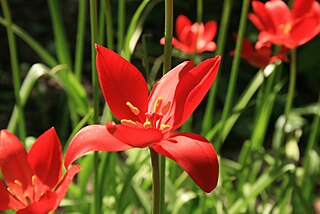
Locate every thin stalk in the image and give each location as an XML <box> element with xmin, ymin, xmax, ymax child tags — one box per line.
<box><xmin>284</xmin><ymin>49</ymin><xmax>296</xmax><ymax>127</ymax></box>
<box><xmin>218</xmin><ymin>0</ymin><xmax>250</xmax><ymax>150</ymax></box>
<box><xmin>104</xmin><ymin>0</ymin><xmax>114</xmax><ymax>50</ymax></box>
<box><xmin>117</xmin><ymin>0</ymin><xmax>125</xmax><ymax>54</ymax></box>
<box><xmin>150</xmin><ymin>148</ymin><xmax>160</xmax><ymax>214</ymax></box>
<box><xmin>1</xmin><ymin>0</ymin><xmax>26</xmax><ymax>142</ymax></box>
<box><xmin>196</xmin><ymin>0</ymin><xmax>203</xmax><ymax>23</ymax></box>
<box><xmin>98</xmin><ymin>0</ymin><xmax>106</xmax><ymax>45</ymax></box>
<box><xmin>160</xmin><ymin>1</ymin><xmax>173</xmax><ymax>212</ymax></box>
<box><xmin>90</xmin><ymin>0</ymin><xmax>100</xmax><ymax>213</ymax></box>
<box><xmin>201</xmin><ymin>0</ymin><xmax>233</xmax><ymax>134</ymax></box>
<box><xmin>74</xmin><ymin>0</ymin><xmax>87</xmax><ymax>80</ymax></box>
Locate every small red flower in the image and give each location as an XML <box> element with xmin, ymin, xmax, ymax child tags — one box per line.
<box><xmin>160</xmin><ymin>15</ymin><xmax>217</xmax><ymax>54</ymax></box>
<box><xmin>230</xmin><ymin>35</ymin><xmax>288</xmax><ymax>69</ymax></box>
<box><xmin>0</xmin><ymin>128</ymin><xmax>80</xmax><ymax>214</ymax></box>
<box><xmin>65</xmin><ymin>45</ymin><xmax>221</xmax><ymax>193</ymax></box>
<box><xmin>249</xmin><ymin>0</ymin><xmax>320</xmax><ymax>48</ymax></box>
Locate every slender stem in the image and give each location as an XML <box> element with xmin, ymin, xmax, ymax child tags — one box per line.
<box><xmin>1</xmin><ymin>0</ymin><xmax>26</xmax><ymax>142</ymax></box>
<box><xmin>150</xmin><ymin>148</ymin><xmax>160</xmax><ymax>214</ymax></box>
<box><xmin>218</xmin><ymin>0</ymin><xmax>250</xmax><ymax>151</ymax></box>
<box><xmin>104</xmin><ymin>0</ymin><xmax>114</xmax><ymax>50</ymax></box>
<box><xmin>201</xmin><ymin>0</ymin><xmax>233</xmax><ymax>135</ymax></box>
<box><xmin>284</xmin><ymin>48</ymin><xmax>296</xmax><ymax>124</ymax></box>
<box><xmin>90</xmin><ymin>0</ymin><xmax>100</xmax><ymax>213</ymax></box>
<box><xmin>197</xmin><ymin>0</ymin><xmax>203</xmax><ymax>23</ymax></box>
<box><xmin>74</xmin><ymin>0</ymin><xmax>87</xmax><ymax>80</ymax></box>
<box><xmin>117</xmin><ymin>0</ymin><xmax>125</xmax><ymax>54</ymax></box>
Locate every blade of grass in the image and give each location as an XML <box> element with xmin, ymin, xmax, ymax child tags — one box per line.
<box><xmin>104</xmin><ymin>0</ymin><xmax>114</xmax><ymax>50</ymax></box>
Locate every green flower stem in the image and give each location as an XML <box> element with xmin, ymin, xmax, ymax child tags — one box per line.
<box><xmin>218</xmin><ymin>0</ymin><xmax>250</xmax><ymax>151</ymax></box>
<box><xmin>197</xmin><ymin>0</ymin><xmax>203</xmax><ymax>23</ymax></box>
<box><xmin>1</xmin><ymin>0</ymin><xmax>26</xmax><ymax>143</ymax></box>
<box><xmin>90</xmin><ymin>0</ymin><xmax>100</xmax><ymax>213</ymax></box>
<box><xmin>160</xmin><ymin>1</ymin><xmax>173</xmax><ymax>212</ymax></box>
<box><xmin>201</xmin><ymin>0</ymin><xmax>233</xmax><ymax>135</ymax></box>
<box><xmin>117</xmin><ymin>0</ymin><xmax>125</xmax><ymax>54</ymax></box>
<box><xmin>150</xmin><ymin>148</ymin><xmax>160</xmax><ymax>214</ymax></box>
<box><xmin>104</xmin><ymin>0</ymin><xmax>114</xmax><ymax>50</ymax></box>
<box><xmin>284</xmin><ymin>48</ymin><xmax>296</xmax><ymax>126</ymax></box>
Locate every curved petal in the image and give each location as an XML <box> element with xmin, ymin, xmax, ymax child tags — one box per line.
<box><xmin>290</xmin><ymin>16</ymin><xmax>320</xmax><ymax>46</ymax></box>
<box><xmin>251</xmin><ymin>1</ymin><xmax>276</xmax><ymax>32</ymax></box>
<box><xmin>203</xmin><ymin>20</ymin><xmax>217</xmax><ymax>41</ymax></box>
<box><xmin>0</xmin><ymin>180</ymin><xmax>24</xmax><ymax>210</ymax></box>
<box><xmin>106</xmin><ymin>123</ymin><xmax>163</xmax><ymax>148</ymax></box>
<box><xmin>176</xmin><ymin>15</ymin><xmax>192</xmax><ymax>40</ymax></box>
<box><xmin>0</xmin><ymin>130</ymin><xmax>25</xmax><ymax>166</ymax></box>
<box><xmin>152</xmin><ymin>132</ymin><xmax>219</xmax><ymax>193</ymax></box>
<box><xmin>96</xmin><ymin>45</ymin><xmax>148</xmax><ymax>122</ymax></box>
<box><xmin>265</xmin><ymin>0</ymin><xmax>292</xmax><ymax>28</ymax></box>
<box><xmin>17</xmin><ymin>191</ymin><xmax>56</xmax><ymax>214</ymax></box>
<box><xmin>148</xmin><ymin>60</ymin><xmax>194</xmax><ymax>117</ymax></box>
<box><xmin>54</xmin><ymin>165</ymin><xmax>81</xmax><ymax>209</ymax></box>
<box><xmin>248</xmin><ymin>13</ymin><xmax>265</xmax><ymax>31</ymax></box>
<box><xmin>171</xmin><ymin>56</ymin><xmax>221</xmax><ymax>131</ymax></box>
<box><xmin>172</xmin><ymin>37</ymin><xmax>194</xmax><ymax>53</ymax></box>
<box><xmin>292</xmin><ymin>0</ymin><xmax>314</xmax><ymax>19</ymax></box>
<box><xmin>28</xmin><ymin>128</ymin><xmax>62</xmax><ymax>189</ymax></box>
<box><xmin>196</xmin><ymin>41</ymin><xmax>216</xmax><ymax>53</ymax></box>
<box><xmin>64</xmin><ymin>125</ymin><xmax>133</xmax><ymax>167</ymax></box>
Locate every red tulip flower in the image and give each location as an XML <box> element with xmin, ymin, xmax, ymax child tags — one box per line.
<box><xmin>0</xmin><ymin>128</ymin><xmax>80</xmax><ymax>214</ymax></box>
<box><xmin>160</xmin><ymin>15</ymin><xmax>217</xmax><ymax>54</ymax></box>
<box><xmin>65</xmin><ymin>45</ymin><xmax>220</xmax><ymax>192</ymax></box>
<box><xmin>230</xmin><ymin>35</ymin><xmax>288</xmax><ymax>69</ymax></box>
<box><xmin>249</xmin><ymin>0</ymin><xmax>320</xmax><ymax>48</ymax></box>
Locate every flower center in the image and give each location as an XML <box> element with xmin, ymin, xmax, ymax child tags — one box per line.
<box><xmin>279</xmin><ymin>23</ymin><xmax>292</xmax><ymax>34</ymax></box>
<box><xmin>121</xmin><ymin>97</ymin><xmax>171</xmax><ymax>131</ymax></box>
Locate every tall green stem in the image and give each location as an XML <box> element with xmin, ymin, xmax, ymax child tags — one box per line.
<box><xmin>90</xmin><ymin>0</ymin><xmax>100</xmax><ymax>213</ymax></box>
<box><xmin>118</xmin><ymin>0</ymin><xmax>125</xmax><ymax>54</ymax></box>
<box><xmin>1</xmin><ymin>0</ymin><xmax>26</xmax><ymax>142</ymax></box>
<box><xmin>197</xmin><ymin>0</ymin><xmax>203</xmax><ymax>23</ymax></box>
<box><xmin>150</xmin><ymin>148</ymin><xmax>160</xmax><ymax>214</ymax></box>
<box><xmin>201</xmin><ymin>0</ymin><xmax>233</xmax><ymax>134</ymax></box>
<box><xmin>284</xmin><ymin>48</ymin><xmax>296</xmax><ymax>124</ymax></box>
<box><xmin>104</xmin><ymin>0</ymin><xmax>114</xmax><ymax>50</ymax></box>
<box><xmin>217</xmin><ymin>0</ymin><xmax>250</xmax><ymax>151</ymax></box>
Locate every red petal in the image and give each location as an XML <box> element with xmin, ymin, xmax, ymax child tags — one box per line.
<box><xmin>148</xmin><ymin>60</ymin><xmax>194</xmax><ymax>127</ymax></box>
<box><xmin>28</xmin><ymin>128</ymin><xmax>62</xmax><ymax>189</ymax></box>
<box><xmin>0</xmin><ymin>180</ymin><xmax>24</xmax><ymax>210</ymax></box>
<box><xmin>176</xmin><ymin>15</ymin><xmax>192</xmax><ymax>40</ymax></box>
<box><xmin>106</xmin><ymin>123</ymin><xmax>163</xmax><ymax>148</ymax></box>
<box><xmin>265</xmin><ymin>0</ymin><xmax>292</xmax><ymax>29</ymax></box>
<box><xmin>251</xmin><ymin>1</ymin><xmax>276</xmax><ymax>32</ymax></box>
<box><xmin>152</xmin><ymin>132</ymin><xmax>219</xmax><ymax>192</ymax></box>
<box><xmin>53</xmin><ymin>164</ymin><xmax>81</xmax><ymax>209</ymax></box>
<box><xmin>292</xmin><ymin>0</ymin><xmax>314</xmax><ymax>19</ymax></box>
<box><xmin>171</xmin><ymin>56</ymin><xmax>221</xmax><ymax>130</ymax></box>
<box><xmin>203</xmin><ymin>20</ymin><xmax>217</xmax><ymax>42</ymax></box>
<box><xmin>64</xmin><ymin>125</ymin><xmax>133</xmax><ymax>167</ymax></box>
<box><xmin>172</xmin><ymin>37</ymin><xmax>194</xmax><ymax>53</ymax></box>
<box><xmin>96</xmin><ymin>45</ymin><xmax>149</xmax><ymax>122</ymax></box>
<box><xmin>0</xmin><ymin>130</ymin><xmax>25</xmax><ymax>166</ymax></box>
<box><xmin>17</xmin><ymin>191</ymin><xmax>56</xmax><ymax>214</ymax></box>
<box><xmin>290</xmin><ymin>16</ymin><xmax>320</xmax><ymax>47</ymax></box>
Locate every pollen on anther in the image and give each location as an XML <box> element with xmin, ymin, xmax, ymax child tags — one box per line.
<box><xmin>153</xmin><ymin>97</ymin><xmax>163</xmax><ymax>113</ymax></box>
<box><xmin>160</xmin><ymin>124</ymin><xmax>171</xmax><ymax>131</ymax></box>
<box><xmin>143</xmin><ymin>121</ymin><xmax>152</xmax><ymax>128</ymax></box>
<box><xmin>14</xmin><ymin>179</ymin><xmax>23</xmax><ymax>187</ymax></box>
<box><xmin>121</xmin><ymin>119</ymin><xmax>137</xmax><ymax>128</ymax></box>
<box><xmin>126</xmin><ymin>102</ymin><xmax>140</xmax><ymax>116</ymax></box>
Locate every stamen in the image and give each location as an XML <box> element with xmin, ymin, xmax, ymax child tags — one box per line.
<box><xmin>160</xmin><ymin>124</ymin><xmax>171</xmax><ymax>131</ymax></box>
<box><xmin>121</xmin><ymin>119</ymin><xmax>137</xmax><ymax>128</ymax></box>
<box><xmin>14</xmin><ymin>180</ymin><xmax>22</xmax><ymax>187</ymax></box>
<box><xmin>32</xmin><ymin>175</ymin><xmax>37</xmax><ymax>186</ymax></box>
<box><xmin>279</xmin><ymin>23</ymin><xmax>292</xmax><ymax>34</ymax></box>
<box><xmin>161</xmin><ymin>101</ymin><xmax>171</xmax><ymax>115</ymax></box>
<box><xmin>126</xmin><ymin>102</ymin><xmax>140</xmax><ymax>116</ymax></box>
<box><xmin>153</xmin><ymin>97</ymin><xmax>163</xmax><ymax>113</ymax></box>
<box><xmin>143</xmin><ymin>121</ymin><xmax>152</xmax><ymax>128</ymax></box>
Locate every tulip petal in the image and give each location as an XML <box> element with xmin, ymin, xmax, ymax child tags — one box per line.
<box><xmin>17</xmin><ymin>191</ymin><xmax>56</xmax><ymax>214</ymax></box>
<box><xmin>0</xmin><ymin>180</ymin><xmax>24</xmax><ymax>210</ymax></box>
<box><xmin>265</xmin><ymin>0</ymin><xmax>292</xmax><ymax>28</ymax></box>
<box><xmin>65</xmin><ymin>125</ymin><xmax>133</xmax><ymax>167</ymax></box>
<box><xmin>106</xmin><ymin>123</ymin><xmax>163</xmax><ymax>148</ymax></box>
<box><xmin>54</xmin><ymin>164</ymin><xmax>81</xmax><ymax>209</ymax></box>
<box><xmin>0</xmin><ymin>130</ymin><xmax>25</xmax><ymax>166</ymax></box>
<box><xmin>28</xmin><ymin>128</ymin><xmax>62</xmax><ymax>189</ymax></box>
<box><xmin>96</xmin><ymin>45</ymin><xmax>149</xmax><ymax>122</ymax></box>
<box><xmin>176</xmin><ymin>15</ymin><xmax>192</xmax><ymax>40</ymax></box>
<box><xmin>152</xmin><ymin>132</ymin><xmax>219</xmax><ymax>192</ymax></box>
<box><xmin>171</xmin><ymin>56</ymin><xmax>221</xmax><ymax>130</ymax></box>
<box><xmin>290</xmin><ymin>16</ymin><xmax>320</xmax><ymax>46</ymax></box>
<box><xmin>203</xmin><ymin>20</ymin><xmax>217</xmax><ymax>42</ymax></box>
<box><xmin>292</xmin><ymin>0</ymin><xmax>314</xmax><ymax>19</ymax></box>
<box><xmin>251</xmin><ymin>1</ymin><xmax>276</xmax><ymax>32</ymax></box>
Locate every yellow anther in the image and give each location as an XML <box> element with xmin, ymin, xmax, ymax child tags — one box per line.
<box><xmin>160</xmin><ymin>124</ymin><xmax>171</xmax><ymax>131</ymax></box>
<box><xmin>279</xmin><ymin>23</ymin><xmax>292</xmax><ymax>34</ymax></box>
<box><xmin>143</xmin><ymin>121</ymin><xmax>152</xmax><ymax>128</ymax></box>
<box><xmin>14</xmin><ymin>180</ymin><xmax>22</xmax><ymax>187</ymax></box>
<box><xmin>153</xmin><ymin>97</ymin><xmax>163</xmax><ymax>113</ymax></box>
<box><xmin>161</xmin><ymin>101</ymin><xmax>171</xmax><ymax>115</ymax></box>
<box><xmin>126</xmin><ymin>102</ymin><xmax>140</xmax><ymax>116</ymax></box>
<box><xmin>32</xmin><ymin>175</ymin><xmax>37</xmax><ymax>186</ymax></box>
<box><xmin>121</xmin><ymin>119</ymin><xmax>137</xmax><ymax>128</ymax></box>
